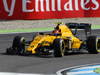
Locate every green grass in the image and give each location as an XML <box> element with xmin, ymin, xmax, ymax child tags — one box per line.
<box><xmin>0</xmin><ymin>27</ymin><xmax>54</xmax><ymax>33</ymax></box>
<box><xmin>92</xmin><ymin>25</ymin><xmax>100</xmax><ymax>29</ymax></box>
<box><xmin>94</xmin><ymin>67</ymin><xmax>100</xmax><ymax>74</ymax></box>
<box><xmin>0</xmin><ymin>25</ymin><xmax>100</xmax><ymax>34</ymax></box>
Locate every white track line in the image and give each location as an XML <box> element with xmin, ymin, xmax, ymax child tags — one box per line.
<box><xmin>0</xmin><ymin>72</ymin><xmax>56</xmax><ymax>75</ymax></box>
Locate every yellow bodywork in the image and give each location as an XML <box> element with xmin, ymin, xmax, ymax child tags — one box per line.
<box><xmin>27</xmin><ymin>25</ymin><xmax>83</xmax><ymax>54</ymax></box>
<box><xmin>27</xmin><ymin>35</ymin><xmax>56</xmax><ymax>54</ymax></box>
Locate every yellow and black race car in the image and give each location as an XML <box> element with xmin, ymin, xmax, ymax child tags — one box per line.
<box><xmin>6</xmin><ymin>22</ymin><xmax>100</xmax><ymax>57</ymax></box>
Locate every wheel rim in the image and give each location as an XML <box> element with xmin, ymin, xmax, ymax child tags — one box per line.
<box><xmin>17</xmin><ymin>38</ymin><xmax>25</xmax><ymax>54</ymax></box>
<box><xmin>97</xmin><ymin>38</ymin><xmax>100</xmax><ymax>51</ymax></box>
<box><xmin>21</xmin><ymin>38</ymin><xmax>25</xmax><ymax>53</ymax></box>
<box><xmin>61</xmin><ymin>41</ymin><xmax>65</xmax><ymax>56</ymax></box>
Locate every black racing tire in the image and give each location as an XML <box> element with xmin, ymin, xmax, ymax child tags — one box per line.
<box><xmin>13</xmin><ymin>36</ymin><xmax>25</xmax><ymax>55</ymax></box>
<box><xmin>53</xmin><ymin>38</ymin><xmax>65</xmax><ymax>57</ymax></box>
<box><xmin>87</xmin><ymin>36</ymin><xmax>100</xmax><ymax>54</ymax></box>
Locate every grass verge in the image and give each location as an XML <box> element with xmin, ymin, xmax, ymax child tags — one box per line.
<box><xmin>0</xmin><ymin>25</ymin><xmax>99</xmax><ymax>33</ymax></box>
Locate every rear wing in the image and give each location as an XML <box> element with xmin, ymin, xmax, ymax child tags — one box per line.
<box><xmin>66</xmin><ymin>23</ymin><xmax>91</xmax><ymax>39</ymax></box>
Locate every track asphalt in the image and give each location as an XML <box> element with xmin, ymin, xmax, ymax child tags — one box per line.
<box><xmin>0</xmin><ymin>25</ymin><xmax>100</xmax><ymax>33</ymax></box>
<box><xmin>0</xmin><ymin>29</ymin><xmax>100</xmax><ymax>75</ymax></box>
<box><xmin>0</xmin><ymin>25</ymin><xmax>100</xmax><ymax>75</ymax></box>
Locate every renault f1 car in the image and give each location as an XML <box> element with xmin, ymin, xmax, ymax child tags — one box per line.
<box><xmin>6</xmin><ymin>22</ymin><xmax>100</xmax><ymax>57</ymax></box>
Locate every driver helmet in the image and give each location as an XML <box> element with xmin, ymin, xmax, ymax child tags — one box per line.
<box><xmin>52</xmin><ymin>30</ymin><xmax>59</xmax><ymax>36</ymax></box>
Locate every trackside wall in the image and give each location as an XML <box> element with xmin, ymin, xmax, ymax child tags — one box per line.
<box><xmin>0</xmin><ymin>0</ymin><xmax>100</xmax><ymax>19</ymax></box>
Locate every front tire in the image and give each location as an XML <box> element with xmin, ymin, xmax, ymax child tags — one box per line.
<box><xmin>53</xmin><ymin>38</ymin><xmax>65</xmax><ymax>57</ymax></box>
<box><xmin>12</xmin><ymin>36</ymin><xmax>26</xmax><ymax>55</ymax></box>
<box><xmin>87</xmin><ymin>36</ymin><xmax>100</xmax><ymax>54</ymax></box>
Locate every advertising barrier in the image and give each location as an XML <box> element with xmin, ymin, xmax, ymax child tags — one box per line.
<box><xmin>0</xmin><ymin>0</ymin><xmax>100</xmax><ymax>19</ymax></box>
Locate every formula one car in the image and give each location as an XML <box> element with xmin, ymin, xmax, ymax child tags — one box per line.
<box><xmin>6</xmin><ymin>22</ymin><xmax>100</xmax><ymax>57</ymax></box>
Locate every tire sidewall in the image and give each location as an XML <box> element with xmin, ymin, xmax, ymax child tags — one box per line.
<box><xmin>53</xmin><ymin>38</ymin><xmax>65</xmax><ymax>57</ymax></box>
<box><xmin>13</xmin><ymin>36</ymin><xmax>25</xmax><ymax>54</ymax></box>
<box><xmin>87</xmin><ymin>36</ymin><xmax>100</xmax><ymax>53</ymax></box>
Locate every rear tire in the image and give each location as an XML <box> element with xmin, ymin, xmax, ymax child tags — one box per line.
<box><xmin>87</xmin><ymin>36</ymin><xmax>100</xmax><ymax>54</ymax></box>
<box><xmin>53</xmin><ymin>38</ymin><xmax>65</xmax><ymax>57</ymax></box>
<box><xmin>13</xmin><ymin>36</ymin><xmax>25</xmax><ymax>55</ymax></box>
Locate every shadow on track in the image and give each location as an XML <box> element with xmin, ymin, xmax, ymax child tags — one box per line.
<box><xmin>64</xmin><ymin>52</ymin><xmax>89</xmax><ymax>56</ymax></box>
<box><xmin>0</xmin><ymin>52</ymin><xmax>54</xmax><ymax>58</ymax></box>
<box><xmin>0</xmin><ymin>51</ymin><xmax>92</xmax><ymax>58</ymax></box>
